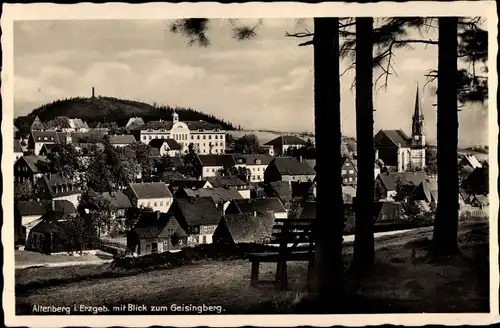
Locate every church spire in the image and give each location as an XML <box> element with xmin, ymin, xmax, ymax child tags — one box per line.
<box><xmin>413</xmin><ymin>83</ymin><xmax>424</xmax><ymax>120</ymax></box>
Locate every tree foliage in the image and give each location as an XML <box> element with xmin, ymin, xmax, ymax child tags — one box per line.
<box><xmin>15</xmin><ymin>180</ymin><xmax>35</xmax><ymax>201</ymax></box>
<box><xmin>78</xmin><ymin>191</ymin><xmax>116</xmax><ymax>236</ymax></box>
<box><xmin>124</xmin><ymin>206</ymin><xmax>154</xmax><ymax>231</ymax></box>
<box><xmin>44</xmin><ymin>144</ymin><xmax>81</xmax><ymax>177</ymax></box>
<box><xmin>54</xmin><ymin>213</ymin><xmax>98</xmax><ymax>255</ymax></box>
<box><xmin>233</xmin><ymin>134</ymin><xmax>266</xmax><ymax>154</ymax></box>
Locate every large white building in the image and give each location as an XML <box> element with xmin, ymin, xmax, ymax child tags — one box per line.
<box><xmin>136</xmin><ymin>111</ymin><xmax>226</xmax><ymax>155</ymax></box>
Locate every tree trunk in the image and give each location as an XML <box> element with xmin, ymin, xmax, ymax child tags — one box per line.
<box><xmin>433</xmin><ymin>17</ymin><xmax>459</xmax><ymax>255</ymax></box>
<box><xmin>312</xmin><ymin>17</ymin><xmax>345</xmax><ymax>307</ymax></box>
<box><xmin>351</xmin><ymin>17</ymin><xmax>375</xmax><ymax>275</ymax></box>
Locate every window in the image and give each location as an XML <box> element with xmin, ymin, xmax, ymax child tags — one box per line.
<box><xmin>191</xmin><ymin>136</ymin><xmax>194</xmax><ymax>140</ymax></box>
<box><xmin>341</xmin><ymin>170</ymin><xmax>346</xmax><ymax>175</ymax></box>
<box><xmin>215</xmin><ymin>135</ymin><xmax>218</xmax><ymax>139</ymax></box>
<box><xmin>209</xmin><ymin>135</ymin><xmax>212</xmax><ymax>140</ymax></box>
<box><xmin>348</xmin><ymin>177</ymin><xmax>353</xmax><ymax>182</ymax></box>
<box><xmin>149</xmin><ymin>136</ymin><xmax>152</xmax><ymax>140</ymax></box>
<box><xmin>202</xmin><ymin>235</ymin><xmax>207</xmax><ymax>244</ymax></box>
<box><xmin>197</xmin><ymin>135</ymin><xmax>200</xmax><ymax>140</ymax></box>
<box><xmin>345</xmin><ymin>162</ymin><xmax>350</xmax><ymax>166</ymax></box>
<box><xmin>160</xmin><ymin>201</ymin><xmax>163</xmax><ymax>206</ymax></box>
<box><xmin>344</xmin><ymin>178</ymin><xmax>348</xmax><ymax>183</ymax></box>
<box><xmin>349</xmin><ymin>170</ymin><xmax>354</xmax><ymax>174</ymax></box>
<box><xmin>154</xmin><ymin>202</ymin><xmax>158</xmax><ymax>207</ymax></box>
<box><xmin>147</xmin><ymin>202</ymin><xmax>151</xmax><ymax>207</ymax></box>
<box><xmin>143</xmin><ymin>136</ymin><xmax>146</xmax><ymax>140</ymax></box>
<box><xmin>212</xmin><ymin>168</ymin><xmax>215</xmax><ymax>172</ymax></box>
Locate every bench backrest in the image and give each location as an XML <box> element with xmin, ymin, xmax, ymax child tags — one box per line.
<box><xmin>272</xmin><ymin>218</ymin><xmax>315</xmax><ymax>253</ymax></box>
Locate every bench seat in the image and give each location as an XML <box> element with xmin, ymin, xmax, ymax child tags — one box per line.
<box><xmin>248</xmin><ymin>251</ymin><xmax>313</xmax><ymax>262</ymax></box>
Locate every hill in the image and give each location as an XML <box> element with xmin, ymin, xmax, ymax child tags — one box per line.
<box><xmin>24</xmin><ymin>96</ymin><xmax>236</xmax><ymax>130</ymax></box>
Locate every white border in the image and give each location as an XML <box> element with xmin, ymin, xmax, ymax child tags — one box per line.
<box><xmin>2</xmin><ymin>2</ymin><xmax>498</xmax><ymax>327</ymax></box>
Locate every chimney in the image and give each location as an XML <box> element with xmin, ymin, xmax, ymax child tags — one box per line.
<box><xmin>92</xmin><ymin>86</ymin><xmax>95</xmax><ymax>98</ymax></box>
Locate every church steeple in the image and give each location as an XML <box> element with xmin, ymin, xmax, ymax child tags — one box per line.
<box><xmin>411</xmin><ymin>84</ymin><xmax>425</xmax><ymax>149</ymax></box>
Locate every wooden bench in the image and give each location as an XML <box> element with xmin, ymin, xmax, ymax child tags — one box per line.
<box><xmin>248</xmin><ymin>218</ymin><xmax>315</xmax><ymax>291</ymax></box>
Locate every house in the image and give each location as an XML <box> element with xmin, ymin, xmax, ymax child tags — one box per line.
<box><xmin>14</xmin><ymin>140</ymin><xmax>24</xmax><ymax>163</ymax></box>
<box><xmin>14</xmin><ymin>115</ymin><xmax>45</xmax><ymax>134</ymax></box>
<box><xmin>125</xmin><ymin>182</ymin><xmax>174</xmax><ymax>213</ymax></box>
<box><xmin>25</xmin><ymin>210</ymin><xmax>95</xmax><ymax>254</ymax></box>
<box><xmin>126</xmin><ymin>117</ymin><xmax>145</xmax><ymax>129</ymax></box>
<box><xmin>35</xmin><ymin>173</ymin><xmax>82</xmax><ymax>208</ymax></box>
<box><xmin>212</xmin><ymin>211</ymin><xmax>275</xmax><ymax>244</ymax></box>
<box><xmin>100</xmin><ymin>191</ymin><xmax>132</xmax><ymax>218</ymax></box>
<box><xmin>168</xmin><ymin>179</ymin><xmax>212</xmax><ymax>194</ymax></box>
<box><xmin>108</xmin><ymin>134</ymin><xmax>137</xmax><ymax>147</ymax></box>
<box><xmin>160</xmin><ymin>171</ymin><xmax>186</xmax><ymax>185</ymax></box>
<box><xmin>127</xmin><ymin>211</ymin><xmax>187</xmax><ymax>256</ymax></box>
<box><xmin>375</xmin><ymin>171</ymin><xmax>427</xmax><ymax>201</ymax></box>
<box><xmin>225</xmin><ymin>197</ymin><xmax>288</xmax><ymax>219</ymax></box>
<box><xmin>29</xmin><ymin>131</ymin><xmax>61</xmax><ymax>155</ymax></box>
<box><xmin>134</xmin><ymin>111</ymin><xmax>226</xmax><ymax>154</ymax></box>
<box><xmin>373</xmin><ymin>87</ymin><xmax>426</xmax><ymax>172</ymax></box>
<box><xmin>149</xmin><ymin>138</ymin><xmax>183</xmax><ymax>156</ymax></box>
<box><xmin>265</xmin><ymin>181</ymin><xmax>293</xmax><ymax>208</ymax></box>
<box><xmin>67</xmin><ymin>131</ymin><xmax>107</xmax><ymax>145</ymax></box>
<box><xmin>460</xmin><ymin>154</ymin><xmax>483</xmax><ymax>171</ymax></box>
<box><xmin>236</xmin><ymin>154</ymin><xmax>274</xmax><ymax>182</ymax></box>
<box><xmin>341</xmin><ymin>157</ymin><xmax>358</xmax><ymax>185</ymax></box>
<box><xmin>411</xmin><ymin>178</ymin><xmax>438</xmax><ymax>205</ymax></box>
<box><xmin>207</xmin><ymin>175</ymin><xmax>251</xmax><ymax>198</ymax></box>
<box><xmin>261</xmin><ymin>145</ymin><xmax>275</xmax><ymax>156</ymax></box>
<box><xmin>175</xmin><ymin>186</ymin><xmax>243</xmax><ymax>213</ymax></box>
<box><xmin>196</xmin><ymin>154</ymin><xmax>236</xmax><ymax>178</ymax></box>
<box><xmin>373</xmin><ymin>200</ymin><xmax>403</xmax><ymax>223</ymax></box>
<box><xmin>14</xmin><ymin>199</ymin><xmax>76</xmax><ymax>246</ymax></box>
<box><xmin>168</xmin><ymin>197</ymin><xmax>222</xmax><ymax>246</ymax></box>
<box><xmin>151</xmin><ymin>156</ymin><xmax>185</xmax><ymax>174</ymax></box>
<box><xmin>291</xmin><ymin>181</ymin><xmax>316</xmax><ymax>201</ymax></box>
<box><xmin>264</xmin><ymin>157</ymin><xmax>316</xmax><ymax>184</ymax></box>
<box><xmin>462</xmin><ymin>167</ymin><xmax>488</xmax><ymax>195</ymax></box>
<box><xmin>14</xmin><ymin>155</ymin><xmax>49</xmax><ymax>183</ymax></box>
<box><xmin>38</xmin><ymin>143</ymin><xmax>59</xmax><ymax>156</ymax></box>
<box><xmin>264</xmin><ymin>135</ymin><xmax>306</xmax><ymax>155</ymax></box>
<box><xmin>67</xmin><ymin>118</ymin><xmax>90</xmax><ymax>132</ymax></box>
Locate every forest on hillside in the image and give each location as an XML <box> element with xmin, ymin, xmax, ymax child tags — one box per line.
<box><xmin>27</xmin><ymin>96</ymin><xmax>236</xmax><ymax>129</ymax></box>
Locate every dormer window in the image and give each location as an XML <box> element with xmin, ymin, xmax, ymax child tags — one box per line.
<box><xmin>415</xmin><ymin>135</ymin><xmax>420</xmax><ymax>140</ymax></box>
<box><xmin>50</xmin><ymin>137</ymin><xmax>54</xmax><ymax>140</ymax></box>
<box><xmin>43</xmin><ymin>137</ymin><xmax>48</xmax><ymax>140</ymax></box>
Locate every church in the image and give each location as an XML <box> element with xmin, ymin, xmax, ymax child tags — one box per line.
<box><xmin>374</xmin><ymin>86</ymin><xmax>426</xmax><ymax>172</ymax></box>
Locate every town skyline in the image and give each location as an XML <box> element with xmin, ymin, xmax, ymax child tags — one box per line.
<box><xmin>14</xmin><ymin>18</ymin><xmax>489</xmax><ymax>147</ymax></box>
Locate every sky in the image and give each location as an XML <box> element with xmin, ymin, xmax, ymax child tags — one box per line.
<box><xmin>14</xmin><ymin>18</ymin><xmax>489</xmax><ymax>147</ymax></box>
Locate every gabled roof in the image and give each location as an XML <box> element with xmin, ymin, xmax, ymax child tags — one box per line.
<box><xmin>377</xmin><ymin>130</ymin><xmax>412</xmax><ymax>148</ymax></box>
<box><xmin>14</xmin><ymin>140</ymin><xmax>23</xmax><ymax>153</ymax></box>
<box><xmin>100</xmin><ymin>191</ymin><xmax>132</xmax><ymax>209</ymax></box>
<box><xmin>161</xmin><ymin>171</ymin><xmax>186</xmax><ymax>184</ymax></box>
<box><xmin>305</xmin><ymin>159</ymin><xmax>316</xmax><ymax>171</ymax></box>
<box><xmin>207</xmin><ymin>175</ymin><xmax>247</xmax><ymax>188</ymax></box>
<box><xmin>16</xmin><ymin>200</ymin><xmax>76</xmax><ymax>217</ymax></box>
<box><xmin>230</xmin><ymin>197</ymin><xmax>286</xmax><ymax>214</ymax></box>
<box><xmin>267</xmin><ymin>181</ymin><xmax>292</xmax><ymax>201</ymax></box>
<box><xmin>197</xmin><ymin>154</ymin><xmax>236</xmax><ymax>166</ymax></box>
<box><xmin>151</xmin><ymin>156</ymin><xmax>185</xmax><ymax>169</ymax></box>
<box><xmin>30</xmin><ymin>211</ymin><xmax>70</xmax><ymax>233</ymax></box>
<box><xmin>15</xmin><ymin>115</ymin><xmax>43</xmax><ymax>131</ymax></box>
<box><xmin>179</xmin><ymin>187</ymin><xmax>243</xmax><ymax>204</ymax></box>
<box><xmin>126</xmin><ymin>117</ymin><xmax>145</xmax><ymax>128</ymax></box>
<box><xmin>462</xmin><ymin>167</ymin><xmax>488</xmax><ymax>194</ymax></box>
<box><xmin>39</xmin><ymin>143</ymin><xmax>59</xmax><ymax>154</ymax></box>
<box><xmin>461</xmin><ymin>155</ymin><xmax>482</xmax><ymax>169</ymax></box>
<box><xmin>16</xmin><ymin>155</ymin><xmax>48</xmax><ymax>173</ymax></box>
<box><xmin>377</xmin><ymin>171</ymin><xmax>427</xmax><ymax>191</ymax></box>
<box><xmin>132</xmin><ymin>212</ymin><xmax>187</xmax><ymax>239</ymax></box>
<box><xmin>108</xmin><ymin>134</ymin><xmax>136</xmax><ymax>145</ymax></box>
<box><xmin>128</xmin><ymin>182</ymin><xmax>173</xmax><ymax>199</ymax></box>
<box><xmin>174</xmin><ymin>197</ymin><xmax>222</xmax><ymax>226</ymax></box>
<box><xmin>264</xmin><ymin>135</ymin><xmax>306</xmax><ymax>146</ymax></box>
<box><xmin>234</xmin><ymin>154</ymin><xmax>274</xmax><ymax>165</ymax></box>
<box><xmin>40</xmin><ymin>173</ymin><xmax>81</xmax><ymax>197</ymax></box>
<box><xmin>270</xmin><ymin>157</ymin><xmax>316</xmax><ymax>176</ymax></box>
<box><xmin>68</xmin><ymin>118</ymin><xmax>89</xmax><ymax>129</ymax></box>
<box><xmin>31</xmin><ymin>131</ymin><xmax>60</xmax><ymax>143</ymax></box>
<box><xmin>149</xmin><ymin>138</ymin><xmax>182</xmax><ymax>151</ymax></box>
<box><xmin>221</xmin><ymin>211</ymin><xmax>275</xmax><ymax>243</ymax></box>
<box><xmin>168</xmin><ymin>179</ymin><xmax>211</xmax><ymax>190</ymax></box>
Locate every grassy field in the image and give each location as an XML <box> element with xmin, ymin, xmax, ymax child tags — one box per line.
<box><xmin>15</xmin><ymin>250</ymin><xmax>113</xmax><ymax>267</ymax></box>
<box><xmin>15</xmin><ymin>218</ymin><xmax>489</xmax><ymax>314</ymax></box>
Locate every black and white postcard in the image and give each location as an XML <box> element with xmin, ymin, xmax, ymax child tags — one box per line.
<box><xmin>2</xmin><ymin>1</ymin><xmax>498</xmax><ymax>326</ymax></box>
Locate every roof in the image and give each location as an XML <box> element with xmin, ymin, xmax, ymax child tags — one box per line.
<box><xmin>267</xmin><ymin>181</ymin><xmax>292</xmax><ymax>201</ymax></box>
<box><xmin>128</xmin><ymin>182</ymin><xmax>173</xmax><ymax>199</ymax></box>
<box><xmin>69</xmin><ymin>118</ymin><xmax>89</xmax><ymax>129</ymax></box>
<box><xmin>132</xmin><ymin>212</ymin><xmax>187</xmax><ymax>239</ymax></box>
<box><xmin>108</xmin><ymin>134</ymin><xmax>136</xmax><ymax>145</ymax></box>
<box><xmin>174</xmin><ymin>197</ymin><xmax>222</xmax><ymax>226</ymax></box>
<box><xmin>461</xmin><ymin>155</ymin><xmax>482</xmax><ymax>169</ymax></box>
<box><xmin>149</xmin><ymin>138</ymin><xmax>182</xmax><ymax>151</ymax></box>
<box><xmin>234</xmin><ymin>154</ymin><xmax>274</xmax><ymax>165</ymax></box>
<box><xmin>377</xmin><ymin>171</ymin><xmax>427</xmax><ymax>191</ymax></box>
<box><xmin>305</xmin><ymin>159</ymin><xmax>316</xmax><ymax>170</ymax></box>
<box><xmin>221</xmin><ymin>212</ymin><xmax>275</xmax><ymax>243</ymax></box>
<box><xmin>168</xmin><ymin>179</ymin><xmax>210</xmax><ymax>190</ymax></box>
<box><xmin>14</xmin><ymin>140</ymin><xmax>23</xmax><ymax>152</ymax></box>
<box><xmin>462</xmin><ymin>167</ymin><xmax>489</xmax><ymax>194</ymax></box>
<box><xmin>291</xmin><ymin>181</ymin><xmax>315</xmax><ymax>199</ymax></box>
<box><xmin>39</xmin><ymin>143</ymin><xmax>59</xmax><ymax>154</ymax></box>
<box><xmin>31</xmin><ymin>131</ymin><xmax>60</xmax><ymax>143</ymax></box>
<box><xmin>126</xmin><ymin>117</ymin><xmax>145</xmax><ymax>128</ymax></box>
<box><xmin>378</xmin><ymin>130</ymin><xmax>411</xmax><ymax>148</ymax></box>
<box><xmin>230</xmin><ymin>197</ymin><xmax>286</xmax><ymax>214</ymax></box>
<box><xmin>207</xmin><ymin>175</ymin><xmax>247</xmax><ymax>188</ymax></box>
<box><xmin>180</xmin><ymin>187</ymin><xmax>243</xmax><ymax>204</ymax></box>
<box><xmin>40</xmin><ymin>173</ymin><xmax>81</xmax><ymax>197</ymax></box>
<box><xmin>137</xmin><ymin>120</ymin><xmax>222</xmax><ymax>131</ymax></box>
<box><xmin>151</xmin><ymin>156</ymin><xmax>185</xmax><ymax>169</ymax></box>
<box><xmin>197</xmin><ymin>154</ymin><xmax>236</xmax><ymax>166</ymax></box>
<box><xmin>100</xmin><ymin>191</ymin><xmax>132</xmax><ymax>209</ymax></box>
<box><xmin>31</xmin><ymin>211</ymin><xmax>72</xmax><ymax>233</ymax></box>
<box><xmin>270</xmin><ymin>157</ymin><xmax>316</xmax><ymax>176</ymax></box>
<box><xmin>264</xmin><ymin>135</ymin><xmax>306</xmax><ymax>146</ymax></box>
<box><xmin>71</xmin><ymin>132</ymin><xmax>106</xmax><ymax>144</ymax></box>
<box><xmin>415</xmin><ymin>178</ymin><xmax>438</xmax><ymax>203</ymax></box>
<box><xmin>15</xmin><ymin>115</ymin><xmax>43</xmax><ymax>130</ymax></box>
<box><xmin>17</xmin><ymin>155</ymin><xmax>48</xmax><ymax>173</ymax></box>
<box><xmin>16</xmin><ymin>200</ymin><xmax>76</xmax><ymax>217</ymax></box>
<box><xmin>161</xmin><ymin>171</ymin><xmax>186</xmax><ymax>184</ymax></box>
